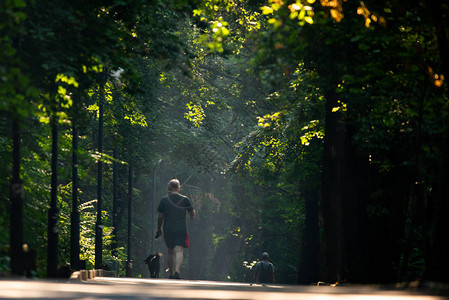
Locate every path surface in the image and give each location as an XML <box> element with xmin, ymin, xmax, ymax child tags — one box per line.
<box><xmin>1</xmin><ymin>277</ymin><xmax>448</xmax><ymax>299</ymax></box>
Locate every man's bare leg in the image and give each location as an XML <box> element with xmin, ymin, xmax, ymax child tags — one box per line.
<box><xmin>174</xmin><ymin>246</ymin><xmax>184</xmax><ymax>276</ymax></box>
<box><xmin>167</xmin><ymin>248</ymin><xmax>175</xmax><ymax>277</ymax></box>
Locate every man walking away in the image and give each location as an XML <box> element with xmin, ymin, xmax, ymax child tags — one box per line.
<box><xmin>254</xmin><ymin>252</ymin><xmax>274</xmax><ymax>284</ymax></box>
<box><xmin>156</xmin><ymin>179</ymin><xmax>195</xmax><ymax>279</ymax></box>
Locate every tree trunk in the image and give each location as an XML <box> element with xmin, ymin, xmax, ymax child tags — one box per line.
<box><xmin>95</xmin><ymin>83</ymin><xmax>104</xmax><ymax>270</ymax></box>
<box><xmin>151</xmin><ymin>168</ymin><xmax>156</xmax><ymax>254</ymax></box>
<box><xmin>70</xmin><ymin>121</ymin><xmax>80</xmax><ymax>269</ymax></box>
<box><xmin>10</xmin><ymin>119</ymin><xmax>23</xmax><ymax>276</ymax></box>
<box><xmin>112</xmin><ymin>146</ymin><xmax>118</xmax><ymax>256</ymax></box>
<box><xmin>428</xmin><ymin>144</ymin><xmax>449</xmax><ymax>283</ymax></box>
<box><xmin>297</xmin><ymin>185</ymin><xmax>320</xmax><ymax>284</ymax></box>
<box><xmin>341</xmin><ymin>123</ymin><xmax>371</xmax><ymax>283</ymax></box>
<box><xmin>321</xmin><ymin>88</ymin><xmax>346</xmax><ymax>283</ymax></box>
<box><xmin>126</xmin><ymin>162</ymin><xmax>133</xmax><ymax>277</ymax></box>
<box><xmin>425</xmin><ymin>0</ymin><xmax>449</xmax><ymax>283</ymax></box>
<box><xmin>47</xmin><ymin>112</ymin><xmax>59</xmax><ymax>278</ymax></box>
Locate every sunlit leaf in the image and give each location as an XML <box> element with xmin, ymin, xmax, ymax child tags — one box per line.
<box><xmin>261</xmin><ymin>6</ymin><xmax>274</xmax><ymax>15</ymax></box>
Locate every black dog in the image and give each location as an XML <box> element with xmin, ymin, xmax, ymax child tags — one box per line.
<box><xmin>144</xmin><ymin>253</ymin><xmax>161</xmax><ymax>278</ymax></box>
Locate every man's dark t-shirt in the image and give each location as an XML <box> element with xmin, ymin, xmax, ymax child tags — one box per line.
<box><xmin>157</xmin><ymin>193</ymin><xmax>193</xmax><ymax>234</ymax></box>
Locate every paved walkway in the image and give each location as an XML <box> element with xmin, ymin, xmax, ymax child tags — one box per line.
<box><xmin>1</xmin><ymin>277</ymin><xmax>448</xmax><ymax>299</ymax></box>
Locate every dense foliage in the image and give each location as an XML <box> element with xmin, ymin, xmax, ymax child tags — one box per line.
<box><xmin>1</xmin><ymin>0</ymin><xmax>448</xmax><ymax>285</ymax></box>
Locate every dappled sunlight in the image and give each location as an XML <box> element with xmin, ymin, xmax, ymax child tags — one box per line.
<box><xmin>426</xmin><ymin>66</ymin><xmax>445</xmax><ymax>88</ymax></box>
<box><xmin>321</xmin><ymin>0</ymin><xmax>345</xmax><ymax>22</ymax></box>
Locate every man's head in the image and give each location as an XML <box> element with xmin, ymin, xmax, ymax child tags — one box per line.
<box><xmin>168</xmin><ymin>179</ymin><xmax>181</xmax><ymax>192</ymax></box>
<box><xmin>262</xmin><ymin>252</ymin><xmax>269</xmax><ymax>260</ymax></box>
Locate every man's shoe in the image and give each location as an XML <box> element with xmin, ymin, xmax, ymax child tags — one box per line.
<box><xmin>174</xmin><ymin>272</ymin><xmax>181</xmax><ymax>279</ymax></box>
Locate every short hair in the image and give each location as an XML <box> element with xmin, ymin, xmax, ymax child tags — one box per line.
<box><xmin>262</xmin><ymin>252</ymin><xmax>269</xmax><ymax>259</ymax></box>
<box><xmin>168</xmin><ymin>179</ymin><xmax>180</xmax><ymax>192</ymax></box>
